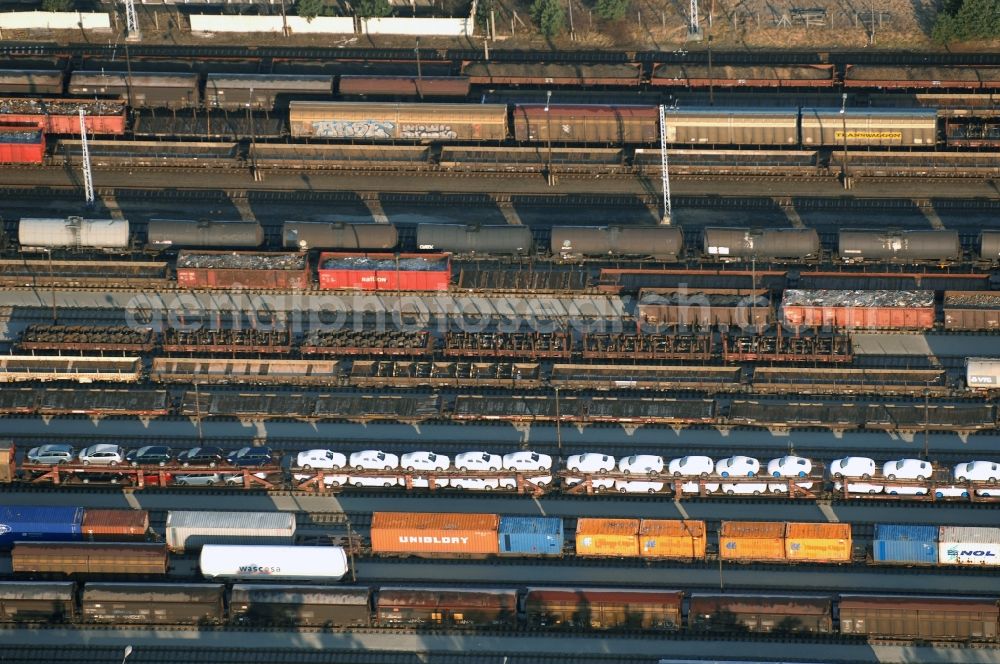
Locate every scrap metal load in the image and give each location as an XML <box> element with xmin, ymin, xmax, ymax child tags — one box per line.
<box><xmin>317</xmin><ymin>253</ymin><xmax>450</xmax><ymax>291</ymax></box>
<box><xmin>944</xmin><ymin>291</ymin><xmax>1000</xmax><ymax>330</ymax></box>
<box><xmin>0</xmin><ymin>98</ymin><xmax>126</xmax><ymax>134</ymax></box>
<box><xmin>782</xmin><ymin>289</ymin><xmax>936</xmax><ymax>330</ymax></box>
<box><xmin>0</xmin><ymin>126</ymin><xmax>44</xmax><ymax>164</ymax></box>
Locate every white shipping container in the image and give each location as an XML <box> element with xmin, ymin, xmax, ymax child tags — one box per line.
<box><xmin>18</xmin><ymin>217</ymin><xmax>130</xmax><ymax>251</ymax></box>
<box><xmin>966</xmin><ymin>358</ymin><xmax>1000</xmax><ymax>389</ymax></box>
<box><xmin>200</xmin><ymin>545</ymin><xmax>348</xmax><ymax>580</ymax></box>
<box><xmin>166</xmin><ymin>511</ymin><xmax>296</xmax><ymax>552</ymax></box>
<box><xmin>938</xmin><ymin>526</ymin><xmax>1000</xmax><ymax>566</ymax></box>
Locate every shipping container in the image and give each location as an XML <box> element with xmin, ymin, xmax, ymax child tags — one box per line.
<box><xmin>230</xmin><ymin>584</ymin><xmax>370</xmax><ymax>627</ymax></box>
<box><xmin>784</xmin><ymin>522</ymin><xmax>852</xmax><ymax>563</ymax></box>
<box><xmin>11</xmin><ymin>542</ymin><xmax>168</xmax><ymax>575</ymax></box>
<box><xmin>523</xmin><ymin>587</ymin><xmax>683</xmax><ymax>630</ymax></box>
<box><xmin>873</xmin><ymin>524</ymin><xmax>938</xmax><ymax>565</ymax></box>
<box><xmin>200</xmin><ymin>544</ymin><xmax>348</xmax><ymax>580</ymax></box>
<box><xmin>551</xmin><ymin>225</ymin><xmax>684</xmax><ymax>261</ymax></box>
<box><xmin>782</xmin><ymin>289</ymin><xmax>935</xmax><ymax>330</ymax></box>
<box><xmin>719</xmin><ymin>521</ymin><xmax>786</xmax><ymax>562</ymax></box>
<box><xmin>147</xmin><ymin>220</ymin><xmax>264</xmax><ymax>250</ymax></box>
<box><xmin>19</xmin><ymin>217</ymin><xmax>130</xmax><ymax>252</ymax></box>
<box><xmin>0</xmin><ymin>506</ymin><xmax>83</xmax><ymax>549</ymax></box>
<box><xmin>638</xmin><ymin>519</ymin><xmax>707</xmax><ymax>561</ymax></box>
<box><xmin>0</xmin><ymin>581</ymin><xmax>76</xmax><ymax>622</ymax></box>
<box><xmin>376</xmin><ymin>587</ymin><xmax>517</xmax><ymax>628</ymax></box>
<box><xmin>839</xmin><ymin>594</ymin><xmax>999</xmax><ymax>641</ymax></box>
<box><xmin>69</xmin><ymin>72</ymin><xmax>200</xmax><ymax>109</ymax></box>
<box><xmin>689</xmin><ymin>593</ymin><xmax>834</xmax><ymax>633</ymax></box>
<box><xmin>81</xmin><ymin>509</ymin><xmax>149</xmax><ymax>541</ymax></box>
<box><xmin>81</xmin><ymin>583</ymin><xmax>226</xmax><ymax>625</ymax></box>
<box><xmin>317</xmin><ymin>253</ymin><xmax>450</xmax><ymax>291</ymax></box>
<box><xmin>512</xmin><ymin>105</ymin><xmax>657</xmax><ymax>144</ymax></box>
<box><xmin>175</xmin><ymin>251</ymin><xmax>310</xmax><ymax>290</ymax></box>
<box><xmin>945</xmin><ymin>292</ymin><xmax>1000</xmax><ymax>331</ymax></box>
<box><xmin>662</xmin><ymin>108</ymin><xmax>799</xmax><ymax>145</ymax></box>
<box><xmin>801</xmin><ymin>108</ymin><xmax>938</xmax><ymax>146</ymax></box>
<box><xmin>370</xmin><ymin>512</ymin><xmax>499</xmax><ymax>556</ymax></box>
<box><xmin>0</xmin><ymin>126</ymin><xmax>43</xmax><ymax>164</ymax></box>
<box><xmin>702</xmin><ymin>227</ymin><xmax>820</xmax><ymax>261</ymax></box>
<box><xmin>938</xmin><ymin>526</ymin><xmax>1000</xmax><ymax>566</ymax></box>
<box><xmin>338</xmin><ymin>75</ymin><xmax>471</xmax><ymax>98</ymax></box>
<box><xmin>289</xmin><ymin>101</ymin><xmax>508</xmax><ymax>141</ymax></box>
<box><xmin>497</xmin><ymin>516</ymin><xmax>564</xmax><ymax>556</ymax></box>
<box><xmin>165</xmin><ymin>511</ymin><xmax>296</xmax><ymax>553</ymax></box>
<box><xmin>575</xmin><ymin>518</ymin><xmax>640</xmax><ymax>557</ymax></box>
<box><xmin>282</xmin><ymin>221</ymin><xmax>398</xmax><ymax>251</ymax></box>
<box><xmin>0</xmin><ymin>98</ymin><xmax>126</xmax><ymax>135</ymax></box>
<box><xmin>967</xmin><ymin>358</ymin><xmax>1000</xmax><ymax>390</ymax></box>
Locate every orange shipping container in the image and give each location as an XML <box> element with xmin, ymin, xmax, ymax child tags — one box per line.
<box><xmin>370</xmin><ymin>512</ymin><xmax>499</xmax><ymax>555</ymax></box>
<box><xmin>720</xmin><ymin>521</ymin><xmax>786</xmax><ymax>562</ymax></box>
<box><xmin>785</xmin><ymin>522</ymin><xmax>852</xmax><ymax>562</ymax></box>
<box><xmin>639</xmin><ymin>519</ymin><xmax>707</xmax><ymax>561</ymax></box>
<box><xmin>81</xmin><ymin>509</ymin><xmax>149</xmax><ymax>540</ymax></box>
<box><xmin>576</xmin><ymin>518</ymin><xmax>640</xmax><ymax>557</ymax></box>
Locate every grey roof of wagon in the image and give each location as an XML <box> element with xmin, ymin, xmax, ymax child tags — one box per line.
<box><xmin>782</xmin><ymin>289</ymin><xmax>934</xmax><ymax>308</ymax></box>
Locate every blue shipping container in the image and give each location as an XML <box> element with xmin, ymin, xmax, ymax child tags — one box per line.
<box><xmin>0</xmin><ymin>506</ymin><xmax>84</xmax><ymax>549</ymax></box>
<box><xmin>873</xmin><ymin>524</ymin><xmax>937</xmax><ymax>565</ymax></box>
<box><xmin>498</xmin><ymin>516</ymin><xmax>564</xmax><ymax>556</ymax></box>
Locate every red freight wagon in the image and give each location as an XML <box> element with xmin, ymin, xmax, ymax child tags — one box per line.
<box><xmin>0</xmin><ymin>98</ymin><xmax>127</xmax><ymax>135</ymax></box>
<box><xmin>176</xmin><ymin>251</ymin><xmax>310</xmax><ymax>290</ymax></box>
<box><xmin>781</xmin><ymin>290</ymin><xmax>935</xmax><ymax>331</ymax></box>
<box><xmin>0</xmin><ymin>125</ymin><xmax>44</xmax><ymax>163</ymax></box>
<box><xmin>318</xmin><ymin>252</ymin><xmax>451</xmax><ymax>291</ymax></box>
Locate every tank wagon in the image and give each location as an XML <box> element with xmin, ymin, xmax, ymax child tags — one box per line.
<box><xmin>282</xmin><ymin>221</ymin><xmax>398</xmax><ymax>251</ymax></box>
<box><xmin>551</xmin><ymin>226</ymin><xmax>684</xmax><ymax>261</ymax></box>
<box><xmin>18</xmin><ymin>217</ymin><xmax>130</xmax><ymax>252</ymax></box>
<box><xmin>838</xmin><ymin>229</ymin><xmax>963</xmax><ymax>264</ymax></box>
<box><xmin>979</xmin><ymin>231</ymin><xmax>1000</xmax><ymax>265</ymax></box>
<box><xmin>146</xmin><ymin>220</ymin><xmax>264</xmax><ymax>250</ymax></box>
<box><xmin>703</xmin><ymin>228</ymin><xmax>821</xmax><ymax>262</ymax></box>
<box><xmin>417</xmin><ymin>224</ymin><xmax>534</xmax><ymax>256</ymax></box>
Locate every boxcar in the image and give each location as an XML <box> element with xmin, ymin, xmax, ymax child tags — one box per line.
<box><xmin>462</xmin><ymin>62</ymin><xmax>643</xmax><ymax>87</ymax></box>
<box><xmin>206</xmin><ymin>74</ymin><xmax>334</xmax><ymax>110</ymax></box>
<box><xmin>800</xmin><ymin>108</ymin><xmax>938</xmax><ymax>147</ymax></box>
<box><xmin>0</xmin><ymin>69</ymin><xmax>64</xmax><ymax>95</ymax></box>
<box><xmin>289</xmin><ymin>101</ymin><xmax>508</xmax><ymax>141</ymax></box>
<box><xmin>523</xmin><ymin>588</ymin><xmax>683</xmax><ymax>630</ymax></box>
<box><xmin>81</xmin><ymin>583</ymin><xmax>226</xmax><ymax>624</ymax></box>
<box><xmin>338</xmin><ymin>75</ymin><xmax>470</xmax><ymax>98</ymax></box>
<box><xmin>230</xmin><ymin>585</ymin><xmax>370</xmax><ymax>627</ymax></box>
<box><xmin>12</xmin><ymin>542</ymin><xmax>168</xmax><ymax>575</ymax></box>
<box><xmin>375</xmin><ymin>587</ymin><xmax>517</xmax><ymax>628</ymax></box>
<box><xmin>512</xmin><ymin>104</ymin><xmax>657</xmax><ymax>144</ymax></box>
<box><xmin>689</xmin><ymin>593</ymin><xmax>834</xmax><ymax>634</ymax></box>
<box><xmin>662</xmin><ymin>108</ymin><xmax>799</xmax><ymax>145</ymax></box>
<box><xmin>69</xmin><ymin>72</ymin><xmax>200</xmax><ymax>109</ymax></box>
<box><xmin>839</xmin><ymin>595</ymin><xmax>999</xmax><ymax>641</ymax></box>
<box><xmin>0</xmin><ymin>581</ymin><xmax>76</xmax><ymax>622</ymax></box>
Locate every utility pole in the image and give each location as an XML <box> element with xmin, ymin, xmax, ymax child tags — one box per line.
<box><xmin>658</xmin><ymin>104</ymin><xmax>672</xmax><ymax>225</ymax></box>
<box><xmin>415</xmin><ymin>37</ymin><xmax>423</xmax><ymax>100</ymax></box>
<box><xmin>923</xmin><ymin>387</ymin><xmax>930</xmax><ymax>459</ymax></box>
<box><xmin>123</xmin><ymin>0</ymin><xmax>141</xmax><ymax>41</ymax></box>
<box><xmin>687</xmin><ymin>0</ymin><xmax>702</xmax><ymax>40</ymax></box>
<box><xmin>554</xmin><ymin>386</ymin><xmax>562</xmax><ymax>458</ymax></box>
<box><xmin>839</xmin><ymin>93</ymin><xmax>851</xmax><ymax>190</ymax></box>
<box><xmin>79</xmin><ymin>110</ymin><xmax>95</xmax><ymax>208</ymax></box>
<box><xmin>544</xmin><ymin>91</ymin><xmax>555</xmax><ymax>186</ymax></box>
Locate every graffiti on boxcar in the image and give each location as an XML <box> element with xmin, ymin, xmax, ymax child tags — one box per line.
<box><xmin>400</xmin><ymin>124</ymin><xmax>458</xmax><ymax>140</ymax></box>
<box><xmin>310</xmin><ymin>120</ymin><xmax>394</xmax><ymax>139</ymax></box>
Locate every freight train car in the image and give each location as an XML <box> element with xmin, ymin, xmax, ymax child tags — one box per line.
<box><xmin>338</xmin><ymin>75</ymin><xmax>470</xmax><ymax>99</ymax></box>
<box><xmin>17</xmin><ymin>217</ymin><xmax>130</xmax><ymax>252</ymax></box>
<box><xmin>703</xmin><ymin>227</ymin><xmax>821</xmax><ymax>262</ymax></box>
<box><xmin>651</xmin><ymin>64</ymin><xmax>836</xmax><ymax>89</ymax></box>
<box><xmin>838</xmin><ymin>229</ymin><xmax>962</xmax><ymax>264</ymax></box>
<box><xmin>800</xmin><ymin>108</ymin><xmax>938</xmax><ymax>146</ymax></box>
<box><xmin>147</xmin><ymin>220</ymin><xmax>264</xmax><ymax>250</ymax></box>
<box><xmin>416</xmin><ymin>224</ymin><xmax>533</xmax><ymax>256</ymax></box>
<box><xmin>289</xmin><ymin>102</ymin><xmax>508</xmax><ymax>141</ymax></box>
<box><xmin>0</xmin><ymin>126</ymin><xmax>44</xmax><ymax>164</ymax></box>
<box><xmin>283</xmin><ymin>221</ymin><xmax>398</xmax><ymax>251</ymax></box>
<box><xmin>0</xmin><ymin>98</ymin><xmax>126</xmax><ymax>135</ymax></box>
<box><xmin>551</xmin><ymin>226</ymin><xmax>684</xmax><ymax>261</ymax></box>
<box><xmin>206</xmin><ymin>74</ymin><xmax>334</xmax><ymax>110</ymax></box>
<box><xmin>512</xmin><ymin>105</ymin><xmax>657</xmax><ymax>144</ymax></box>
<box><xmin>662</xmin><ymin>108</ymin><xmax>800</xmax><ymax>145</ymax></box>
<box><xmin>68</xmin><ymin>72</ymin><xmax>200</xmax><ymax>109</ymax></box>
<box><xmin>0</xmin><ymin>69</ymin><xmax>64</xmax><ymax>96</ymax></box>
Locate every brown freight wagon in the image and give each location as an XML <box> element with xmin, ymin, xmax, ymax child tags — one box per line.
<box><xmin>461</xmin><ymin>62</ymin><xmax>643</xmax><ymax>87</ymax></box>
<box><xmin>944</xmin><ymin>291</ymin><xmax>1000</xmax><ymax>331</ymax></box>
<box><xmin>638</xmin><ymin>288</ymin><xmax>772</xmax><ymax>330</ymax></box>
<box><xmin>651</xmin><ymin>64</ymin><xmax>836</xmax><ymax>88</ymax></box>
<box><xmin>523</xmin><ymin>588</ymin><xmax>683</xmax><ymax>630</ymax></box>
<box><xmin>175</xmin><ymin>251</ymin><xmax>310</xmax><ymax>290</ymax></box>
<box><xmin>689</xmin><ymin>593</ymin><xmax>834</xmax><ymax>634</ymax></box>
<box><xmin>839</xmin><ymin>595</ymin><xmax>999</xmax><ymax>641</ymax></box>
<box><xmin>376</xmin><ymin>587</ymin><xmax>517</xmax><ymax>628</ymax></box>
<box><xmin>843</xmin><ymin>65</ymin><xmax>1000</xmax><ymax>89</ymax></box>
<box><xmin>369</xmin><ymin>512</ymin><xmax>499</xmax><ymax>556</ymax></box>
<box><xmin>81</xmin><ymin>583</ymin><xmax>225</xmax><ymax>624</ymax></box>
<box><xmin>0</xmin><ymin>581</ymin><xmax>76</xmax><ymax>622</ymax></box>
<box><xmin>229</xmin><ymin>585</ymin><xmax>370</xmax><ymax>627</ymax></box>
<box><xmin>719</xmin><ymin>521</ymin><xmax>786</xmax><ymax>562</ymax></box>
<box><xmin>12</xmin><ymin>542</ymin><xmax>168</xmax><ymax>575</ymax></box>
<box><xmin>338</xmin><ymin>75</ymin><xmax>471</xmax><ymax>98</ymax></box>
<box><xmin>81</xmin><ymin>509</ymin><xmax>149</xmax><ymax>541</ymax></box>
<box><xmin>512</xmin><ymin>105</ymin><xmax>658</xmax><ymax>144</ymax></box>
<box><xmin>288</xmin><ymin>101</ymin><xmax>508</xmax><ymax>141</ymax></box>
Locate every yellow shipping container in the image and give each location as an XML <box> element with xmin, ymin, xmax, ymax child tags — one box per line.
<box><xmin>785</xmin><ymin>522</ymin><xmax>852</xmax><ymax>563</ymax></box>
<box><xmin>719</xmin><ymin>521</ymin><xmax>786</xmax><ymax>562</ymax></box>
<box><xmin>639</xmin><ymin>519</ymin><xmax>707</xmax><ymax>561</ymax></box>
<box><xmin>576</xmin><ymin>518</ymin><xmax>640</xmax><ymax>557</ymax></box>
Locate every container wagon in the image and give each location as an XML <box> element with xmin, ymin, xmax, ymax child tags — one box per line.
<box><xmin>966</xmin><ymin>358</ymin><xmax>1000</xmax><ymax>391</ymax></box>
<box><xmin>165</xmin><ymin>511</ymin><xmax>296</xmax><ymax>553</ymax></box>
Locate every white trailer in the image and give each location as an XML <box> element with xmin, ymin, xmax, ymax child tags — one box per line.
<box><xmin>200</xmin><ymin>545</ymin><xmax>348</xmax><ymax>580</ymax></box>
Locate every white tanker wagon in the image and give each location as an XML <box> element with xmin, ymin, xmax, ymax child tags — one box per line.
<box><xmin>199</xmin><ymin>545</ymin><xmax>349</xmax><ymax>581</ymax></box>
